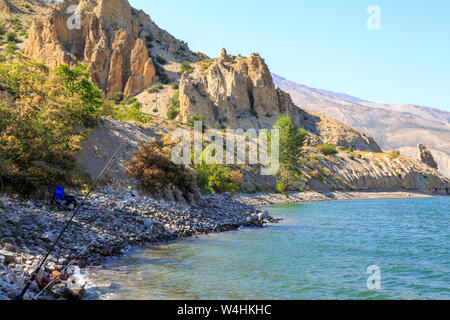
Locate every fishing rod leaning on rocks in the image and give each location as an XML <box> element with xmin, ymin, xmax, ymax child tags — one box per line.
<box><xmin>34</xmin><ymin>199</ymin><xmax>114</xmax><ymax>299</ymax></box>
<box><xmin>16</xmin><ymin>140</ymin><xmax>127</xmax><ymax>300</ymax></box>
<box><xmin>34</xmin><ymin>240</ymin><xmax>95</xmax><ymax>300</ymax></box>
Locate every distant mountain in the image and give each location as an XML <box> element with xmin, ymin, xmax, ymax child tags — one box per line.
<box><xmin>272</xmin><ymin>74</ymin><xmax>450</xmax><ymax>178</ymax></box>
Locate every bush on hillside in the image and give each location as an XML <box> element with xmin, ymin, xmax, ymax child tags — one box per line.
<box><xmin>167</xmin><ymin>91</ymin><xmax>180</xmax><ymax>120</ymax></box>
<box><xmin>6</xmin><ymin>31</ymin><xmax>17</xmax><ymax>42</ymax></box>
<box><xmin>127</xmin><ymin>143</ymin><xmax>195</xmax><ymax>197</ymax></box>
<box><xmin>0</xmin><ymin>56</ymin><xmax>103</xmax><ymax>194</ymax></box>
<box><xmin>112</xmin><ymin>102</ymin><xmax>151</xmax><ymax>124</ymax></box>
<box><xmin>388</xmin><ymin>150</ymin><xmax>401</xmax><ymax>158</ymax></box>
<box><xmin>316</xmin><ymin>144</ymin><xmax>338</xmax><ymax>155</ymax></box>
<box><xmin>179</xmin><ymin>62</ymin><xmax>193</xmax><ymax>75</ymax></box>
<box><xmin>194</xmin><ymin>163</ymin><xmax>242</xmax><ymax>195</ymax></box>
<box><xmin>109</xmin><ymin>91</ymin><xmax>124</xmax><ymax>103</ymax></box>
<box><xmin>147</xmin><ymin>83</ymin><xmax>164</xmax><ymax>93</ymax></box>
<box><xmin>4</xmin><ymin>43</ymin><xmax>18</xmax><ymax>54</ymax></box>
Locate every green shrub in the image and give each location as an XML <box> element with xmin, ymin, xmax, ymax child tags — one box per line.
<box><xmin>169</xmin><ymin>90</ymin><xmax>180</xmax><ymax>108</ymax></box>
<box><xmin>194</xmin><ymin>163</ymin><xmax>242</xmax><ymax>194</ymax></box>
<box><xmin>316</xmin><ymin>144</ymin><xmax>338</xmax><ymax>155</ymax></box>
<box><xmin>0</xmin><ymin>24</ymin><xmax>6</xmax><ymax>36</ymax></box>
<box><xmin>112</xmin><ymin>101</ymin><xmax>151</xmax><ymax>124</ymax></box>
<box><xmin>126</xmin><ymin>97</ymin><xmax>138</xmax><ymax>105</ymax></box>
<box><xmin>0</xmin><ymin>58</ymin><xmax>103</xmax><ymax>194</ymax></box>
<box><xmin>109</xmin><ymin>91</ymin><xmax>123</xmax><ymax>103</ymax></box>
<box><xmin>276</xmin><ymin>180</ymin><xmax>285</xmax><ymax>193</ymax></box>
<box><xmin>6</xmin><ymin>31</ymin><xmax>17</xmax><ymax>42</ymax></box>
<box><xmin>200</xmin><ymin>59</ymin><xmax>214</xmax><ymax>71</ymax></box>
<box><xmin>388</xmin><ymin>150</ymin><xmax>401</xmax><ymax>158</ymax></box>
<box><xmin>167</xmin><ymin>106</ymin><xmax>179</xmax><ymax>120</ymax></box>
<box><xmin>23</xmin><ymin>4</ymin><xmax>33</xmax><ymax>12</ymax></box>
<box><xmin>166</xmin><ymin>91</ymin><xmax>180</xmax><ymax>120</ymax></box>
<box><xmin>4</xmin><ymin>43</ymin><xmax>18</xmax><ymax>54</ymax></box>
<box><xmin>347</xmin><ymin>146</ymin><xmax>354</xmax><ymax>152</ymax></box>
<box><xmin>179</xmin><ymin>62</ymin><xmax>193</xmax><ymax>75</ymax></box>
<box><xmin>171</xmin><ymin>81</ymin><xmax>179</xmax><ymax>89</ymax></box>
<box><xmin>147</xmin><ymin>83</ymin><xmax>164</xmax><ymax>93</ymax></box>
<box><xmin>187</xmin><ymin>116</ymin><xmax>207</xmax><ymax>132</ymax></box>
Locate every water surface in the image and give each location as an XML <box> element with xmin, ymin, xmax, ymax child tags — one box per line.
<box><xmin>87</xmin><ymin>197</ymin><xmax>450</xmax><ymax>300</ymax></box>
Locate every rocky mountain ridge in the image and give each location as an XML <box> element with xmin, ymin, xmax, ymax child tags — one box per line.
<box><xmin>24</xmin><ymin>0</ymin><xmax>197</xmax><ymax>97</ymax></box>
<box><xmin>144</xmin><ymin>48</ymin><xmax>382</xmax><ymax>152</ymax></box>
<box><xmin>272</xmin><ymin>74</ymin><xmax>450</xmax><ymax>178</ymax></box>
<box><xmin>7</xmin><ymin>0</ymin><xmax>450</xmax><ymax>193</ymax></box>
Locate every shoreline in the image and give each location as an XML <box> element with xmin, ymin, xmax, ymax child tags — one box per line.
<box><xmin>0</xmin><ymin>190</ymin><xmax>271</xmax><ymax>300</ymax></box>
<box><xmin>235</xmin><ymin>190</ymin><xmax>449</xmax><ymax>207</ymax></box>
<box><xmin>1</xmin><ymin>189</ymin><xmax>448</xmax><ymax>300</ymax></box>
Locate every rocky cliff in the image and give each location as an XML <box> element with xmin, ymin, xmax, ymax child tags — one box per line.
<box><xmin>272</xmin><ymin>73</ymin><xmax>450</xmax><ymax>178</ymax></box>
<box><xmin>24</xmin><ymin>0</ymin><xmax>192</xmax><ymax>97</ymax></box>
<box><xmin>418</xmin><ymin>144</ymin><xmax>438</xmax><ymax>169</ymax></box>
<box><xmin>241</xmin><ymin>147</ymin><xmax>450</xmax><ymax>193</ymax></box>
<box><xmin>177</xmin><ymin>49</ymin><xmax>381</xmax><ymax>152</ymax></box>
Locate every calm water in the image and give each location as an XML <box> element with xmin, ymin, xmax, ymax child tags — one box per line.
<box><xmin>86</xmin><ymin>197</ymin><xmax>450</xmax><ymax>300</ymax></box>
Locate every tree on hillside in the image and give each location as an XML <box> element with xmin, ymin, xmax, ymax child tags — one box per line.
<box><xmin>53</xmin><ymin>63</ymin><xmax>103</xmax><ymax>127</ymax></box>
<box><xmin>273</xmin><ymin>115</ymin><xmax>307</xmax><ymax>195</ymax></box>
<box><xmin>0</xmin><ymin>56</ymin><xmax>103</xmax><ymax>194</ymax></box>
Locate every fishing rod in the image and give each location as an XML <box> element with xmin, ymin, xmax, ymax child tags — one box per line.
<box><xmin>34</xmin><ymin>240</ymin><xmax>95</xmax><ymax>299</ymax></box>
<box><xmin>17</xmin><ymin>140</ymin><xmax>126</xmax><ymax>300</ymax></box>
<box><xmin>34</xmin><ymin>199</ymin><xmax>113</xmax><ymax>299</ymax></box>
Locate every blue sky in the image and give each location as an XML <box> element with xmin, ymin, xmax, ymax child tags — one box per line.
<box><xmin>130</xmin><ymin>0</ymin><xmax>450</xmax><ymax>112</ymax></box>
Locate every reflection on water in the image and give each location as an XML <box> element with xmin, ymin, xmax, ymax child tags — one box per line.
<box><xmin>86</xmin><ymin>197</ymin><xmax>450</xmax><ymax>300</ymax></box>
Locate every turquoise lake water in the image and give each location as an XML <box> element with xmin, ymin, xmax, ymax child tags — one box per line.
<box><xmin>87</xmin><ymin>197</ymin><xmax>450</xmax><ymax>300</ymax></box>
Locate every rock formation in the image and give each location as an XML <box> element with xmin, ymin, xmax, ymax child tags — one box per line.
<box><xmin>178</xmin><ymin>49</ymin><xmax>381</xmax><ymax>152</ymax></box>
<box><xmin>273</xmin><ymin>73</ymin><xmax>450</xmax><ymax>178</ymax></box>
<box><xmin>24</xmin><ymin>0</ymin><xmax>189</xmax><ymax>97</ymax></box>
<box><xmin>418</xmin><ymin>144</ymin><xmax>438</xmax><ymax>169</ymax></box>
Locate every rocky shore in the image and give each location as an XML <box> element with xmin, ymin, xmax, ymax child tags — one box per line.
<box><xmin>0</xmin><ymin>190</ymin><xmax>272</xmax><ymax>300</ymax></box>
<box><xmin>235</xmin><ymin>190</ymin><xmax>446</xmax><ymax>207</ymax></box>
<box><xmin>2</xmin><ymin>188</ymin><xmax>447</xmax><ymax>300</ymax></box>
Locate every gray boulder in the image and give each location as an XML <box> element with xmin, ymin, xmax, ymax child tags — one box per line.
<box><xmin>41</xmin><ymin>231</ymin><xmax>57</xmax><ymax>243</ymax></box>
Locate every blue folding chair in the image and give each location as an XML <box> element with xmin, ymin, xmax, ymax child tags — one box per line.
<box><xmin>51</xmin><ymin>185</ymin><xmax>77</xmax><ymax>209</ymax></box>
<box><xmin>54</xmin><ymin>185</ymin><xmax>66</xmax><ymax>201</ymax></box>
